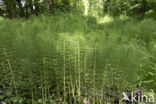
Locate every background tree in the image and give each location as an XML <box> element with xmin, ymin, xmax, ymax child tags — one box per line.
<box><xmin>0</xmin><ymin>0</ymin><xmax>156</xmax><ymax>19</ymax></box>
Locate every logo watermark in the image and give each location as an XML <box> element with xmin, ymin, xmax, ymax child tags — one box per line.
<box><xmin>122</xmin><ymin>92</ymin><xmax>155</xmax><ymax>103</ymax></box>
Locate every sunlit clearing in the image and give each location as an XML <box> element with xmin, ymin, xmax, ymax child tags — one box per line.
<box><xmin>83</xmin><ymin>0</ymin><xmax>89</xmax><ymax>16</ymax></box>
<box><xmin>97</xmin><ymin>15</ymin><xmax>113</xmax><ymax>24</ymax></box>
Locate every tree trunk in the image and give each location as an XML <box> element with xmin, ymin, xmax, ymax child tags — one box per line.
<box><xmin>103</xmin><ymin>0</ymin><xmax>111</xmax><ymax>14</ymax></box>
<box><xmin>4</xmin><ymin>0</ymin><xmax>17</xmax><ymax>18</ymax></box>
<box><xmin>25</xmin><ymin>5</ymin><xmax>29</xmax><ymax>17</ymax></box>
<box><xmin>0</xmin><ymin>8</ymin><xmax>3</xmax><ymax>16</ymax></box>
<box><xmin>34</xmin><ymin>3</ymin><xmax>40</xmax><ymax>16</ymax></box>
<box><xmin>28</xmin><ymin>0</ymin><xmax>34</xmax><ymax>14</ymax></box>
<box><xmin>17</xmin><ymin>0</ymin><xmax>24</xmax><ymax>17</ymax></box>
<box><xmin>49</xmin><ymin>0</ymin><xmax>55</xmax><ymax>14</ymax></box>
<box><xmin>141</xmin><ymin>0</ymin><xmax>146</xmax><ymax>17</ymax></box>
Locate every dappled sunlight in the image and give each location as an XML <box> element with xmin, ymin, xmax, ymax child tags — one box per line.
<box><xmin>97</xmin><ymin>15</ymin><xmax>113</xmax><ymax>24</ymax></box>
<box><xmin>0</xmin><ymin>0</ymin><xmax>156</xmax><ymax>103</ymax></box>
<box><xmin>0</xmin><ymin>11</ymin><xmax>156</xmax><ymax>104</ymax></box>
<box><xmin>83</xmin><ymin>0</ymin><xmax>89</xmax><ymax>16</ymax></box>
<box><xmin>0</xmin><ymin>16</ymin><xmax>3</xmax><ymax>22</ymax></box>
<box><xmin>119</xmin><ymin>14</ymin><xmax>129</xmax><ymax>20</ymax></box>
<box><xmin>58</xmin><ymin>31</ymin><xmax>89</xmax><ymax>48</ymax></box>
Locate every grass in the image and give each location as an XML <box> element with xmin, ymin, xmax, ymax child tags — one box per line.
<box><xmin>0</xmin><ymin>14</ymin><xmax>156</xmax><ymax>103</ymax></box>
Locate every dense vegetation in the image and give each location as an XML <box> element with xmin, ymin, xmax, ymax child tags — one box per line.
<box><xmin>0</xmin><ymin>0</ymin><xmax>156</xmax><ymax>19</ymax></box>
<box><xmin>0</xmin><ymin>14</ymin><xmax>156</xmax><ymax>103</ymax></box>
<box><xmin>0</xmin><ymin>0</ymin><xmax>156</xmax><ymax>104</ymax></box>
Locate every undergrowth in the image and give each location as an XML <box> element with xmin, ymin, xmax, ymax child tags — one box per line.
<box><xmin>0</xmin><ymin>14</ymin><xmax>156</xmax><ymax>103</ymax></box>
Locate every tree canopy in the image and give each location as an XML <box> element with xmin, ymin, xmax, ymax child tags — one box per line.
<box><xmin>0</xmin><ymin>0</ymin><xmax>155</xmax><ymax>19</ymax></box>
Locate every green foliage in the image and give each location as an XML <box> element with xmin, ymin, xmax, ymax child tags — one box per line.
<box><xmin>0</xmin><ymin>0</ymin><xmax>156</xmax><ymax>19</ymax></box>
<box><xmin>0</xmin><ymin>14</ymin><xmax>156</xmax><ymax>103</ymax></box>
<box><xmin>102</xmin><ymin>0</ymin><xmax>156</xmax><ymax>19</ymax></box>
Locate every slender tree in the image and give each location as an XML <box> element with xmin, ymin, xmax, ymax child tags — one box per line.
<box><xmin>16</xmin><ymin>0</ymin><xmax>24</xmax><ymax>17</ymax></box>
<box><xmin>103</xmin><ymin>0</ymin><xmax>111</xmax><ymax>14</ymax></box>
<box><xmin>3</xmin><ymin>0</ymin><xmax>17</xmax><ymax>18</ymax></box>
<box><xmin>141</xmin><ymin>0</ymin><xmax>146</xmax><ymax>16</ymax></box>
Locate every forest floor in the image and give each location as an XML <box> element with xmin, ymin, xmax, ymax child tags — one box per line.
<box><xmin>0</xmin><ymin>14</ymin><xmax>156</xmax><ymax>104</ymax></box>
